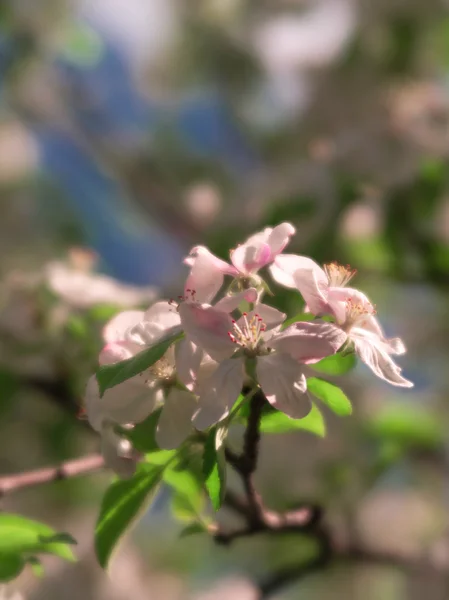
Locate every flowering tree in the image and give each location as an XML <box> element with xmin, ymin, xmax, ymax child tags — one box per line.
<box><xmin>0</xmin><ymin>223</ymin><xmax>421</xmax><ymax>597</ymax></box>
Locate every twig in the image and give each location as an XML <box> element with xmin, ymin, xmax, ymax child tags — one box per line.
<box><xmin>0</xmin><ymin>454</ymin><xmax>105</xmax><ymax>497</ymax></box>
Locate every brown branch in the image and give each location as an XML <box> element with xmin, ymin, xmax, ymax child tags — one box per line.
<box><xmin>0</xmin><ymin>454</ymin><xmax>105</xmax><ymax>497</ymax></box>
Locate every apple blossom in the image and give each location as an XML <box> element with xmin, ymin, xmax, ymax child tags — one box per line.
<box><xmin>184</xmin><ymin>222</ymin><xmax>296</xmax><ymax>300</ymax></box>
<box><xmin>179</xmin><ymin>302</ymin><xmax>346</xmax><ymax>427</ymax></box>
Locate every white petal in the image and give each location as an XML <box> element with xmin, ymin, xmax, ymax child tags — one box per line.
<box><xmin>101</xmin><ymin>425</ymin><xmax>138</xmax><ymax>478</ymax></box>
<box><xmin>251</xmin><ymin>303</ymin><xmax>286</xmax><ymax>329</ymax></box>
<box><xmin>292</xmin><ymin>268</ymin><xmax>329</xmax><ymax>315</ymax></box>
<box><xmin>256</xmin><ymin>353</ymin><xmax>311</xmax><ymax>418</ymax></box>
<box><xmin>231</xmin><ymin>242</ymin><xmax>272</xmax><ymax>275</ymax></box>
<box><xmin>327</xmin><ymin>287</ymin><xmax>371</xmax><ymax>324</ymax></box>
<box><xmin>214</xmin><ymin>288</ymin><xmax>258</xmax><ymax>312</ymax></box>
<box><xmin>175</xmin><ymin>338</ymin><xmax>203</xmax><ymax>390</ymax></box>
<box><xmin>352</xmin><ymin>331</ymin><xmax>413</xmax><ymax>387</ymax></box>
<box><xmin>178</xmin><ymin>303</ymin><xmax>235</xmax><ymax>361</ymax></box>
<box><xmin>271</xmin><ymin>320</ymin><xmax>347</xmax><ymax>363</ymax></box>
<box><xmin>193</xmin><ymin>359</ymin><xmax>244</xmax><ymax>429</ymax></box>
<box><xmin>103</xmin><ymin>310</ymin><xmax>145</xmax><ymax>343</ymax></box>
<box><xmin>156</xmin><ymin>388</ymin><xmax>197</xmax><ymax>449</ymax></box>
<box><xmin>129</xmin><ymin>301</ymin><xmax>181</xmax><ymax>344</ymax></box>
<box><xmin>85</xmin><ymin>374</ymin><xmax>158</xmax><ymax>431</ymax></box>
<box><xmin>184</xmin><ymin>246</ymin><xmax>237</xmax><ymax>303</ymax></box>
<box><xmin>266</xmin><ymin>222</ymin><xmax>296</xmax><ymax>256</ymax></box>
<box><xmin>269</xmin><ymin>254</ymin><xmax>327</xmax><ymax>289</ymax></box>
<box><xmin>99</xmin><ymin>340</ymin><xmax>142</xmax><ymax>366</ymax></box>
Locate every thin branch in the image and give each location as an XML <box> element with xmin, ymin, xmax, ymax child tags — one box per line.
<box><xmin>0</xmin><ymin>454</ymin><xmax>105</xmax><ymax>497</ymax></box>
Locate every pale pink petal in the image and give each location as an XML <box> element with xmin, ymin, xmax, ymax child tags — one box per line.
<box><xmin>256</xmin><ymin>353</ymin><xmax>311</xmax><ymax>418</ymax></box>
<box><xmin>101</xmin><ymin>425</ymin><xmax>138</xmax><ymax>478</ymax></box>
<box><xmin>102</xmin><ymin>310</ymin><xmax>145</xmax><ymax>343</ymax></box>
<box><xmin>85</xmin><ymin>374</ymin><xmax>158</xmax><ymax>431</ymax></box>
<box><xmin>156</xmin><ymin>388</ymin><xmax>197</xmax><ymax>449</ymax></box>
<box><xmin>214</xmin><ymin>288</ymin><xmax>258</xmax><ymax>313</ymax></box>
<box><xmin>266</xmin><ymin>222</ymin><xmax>296</xmax><ymax>256</ymax></box>
<box><xmin>178</xmin><ymin>303</ymin><xmax>235</xmax><ymax>361</ymax></box>
<box><xmin>251</xmin><ymin>304</ymin><xmax>286</xmax><ymax>329</ymax></box>
<box><xmin>231</xmin><ymin>242</ymin><xmax>272</xmax><ymax>274</ymax></box>
<box><xmin>185</xmin><ymin>246</ymin><xmax>237</xmax><ymax>275</ymax></box>
<box><xmin>175</xmin><ymin>338</ymin><xmax>203</xmax><ymax>390</ymax></box>
<box><xmin>269</xmin><ymin>254</ymin><xmax>327</xmax><ymax>289</ymax></box>
<box><xmin>99</xmin><ymin>341</ymin><xmax>142</xmax><ymax>366</ymax></box>
<box><xmin>327</xmin><ymin>287</ymin><xmax>371</xmax><ymax>324</ymax></box>
<box><xmin>352</xmin><ymin>330</ymin><xmax>413</xmax><ymax>388</ymax></box>
<box><xmin>129</xmin><ymin>301</ymin><xmax>181</xmax><ymax>344</ymax></box>
<box><xmin>292</xmin><ymin>268</ymin><xmax>330</xmax><ymax>315</ymax></box>
<box><xmin>193</xmin><ymin>358</ymin><xmax>245</xmax><ymax>429</ymax></box>
<box><xmin>271</xmin><ymin>321</ymin><xmax>347</xmax><ymax>363</ymax></box>
<box><xmin>184</xmin><ymin>246</ymin><xmax>237</xmax><ymax>304</ymax></box>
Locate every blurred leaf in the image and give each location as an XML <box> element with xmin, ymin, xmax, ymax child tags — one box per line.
<box><xmin>0</xmin><ymin>554</ymin><xmax>25</xmax><ymax>582</ymax></box>
<box><xmin>96</xmin><ymin>332</ymin><xmax>183</xmax><ymax>396</ymax></box>
<box><xmin>145</xmin><ymin>449</ymin><xmax>177</xmax><ymax>466</ymax></box>
<box><xmin>88</xmin><ymin>305</ymin><xmax>123</xmax><ymax>321</ymax></box>
<box><xmin>203</xmin><ymin>426</ymin><xmax>227</xmax><ymax>511</ymax></box>
<box><xmin>365</xmin><ymin>404</ymin><xmax>445</xmax><ymax>451</ymax></box>
<box><xmin>311</xmin><ymin>352</ymin><xmax>357</xmax><ymax>375</ymax></box>
<box><xmin>281</xmin><ymin>313</ymin><xmax>315</xmax><ymax>330</ymax></box>
<box><xmin>165</xmin><ymin>467</ymin><xmax>204</xmax><ymax>522</ymax></box>
<box><xmin>307</xmin><ymin>378</ymin><xmax>352</xmax><ymax>416</ymax></box>
<box><xmin>179</xmin><ymin>523</ymin><xmax>208</xmax><ymax>538</ymax></box>
<box><xmin>66</xmin><ymin>315</ymin><xmax>88</xmax><ymax>339</ymax></box>
<box><xmin>125</xmin><ymin>409</ymin><xmax>162</xmax><ymax>453</ymax></box>
<box><xmin>95</xmin><ymin>464</ymin><xmax>164</xmax><ymax>569</ymax></box>
<box><xmin>27</xmin><ymin>556</ymin><xmax>44</xmax><ymax>579</ymax></box>
<box><xmin>60</xmin><ymin>23</ymin><xmax>104</xmax><ymax>67</ymax></box>
<box><xmin>259</xmin><ymin>403</ymin><xmax>326</xmax><ymax>437</ymax></box>
<box><xmin>0</xmin><ymin>514</ymin><xmax>75</xmax><ymax>562</ymax></box>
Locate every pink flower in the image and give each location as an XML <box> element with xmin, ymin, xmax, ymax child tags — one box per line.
<box><xmin>179</xmin><ymin>302</ymin><xmax>346</xmax><ymax>427</ymax></box>
<box><xmin>184</xmin><ymin>223</ymin><xmax>296</xmax><ymax>302</ymax></box>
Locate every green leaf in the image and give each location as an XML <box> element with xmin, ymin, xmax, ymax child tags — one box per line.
<box><xmin>179</xmin><ymin>522</ymin><xmax>208</xmax><ymax>538</ymax></box>
<box><xmin>125</xmin><ymin>409</ymin><xmax>162</xmax><ymax>453</ymax></box>
<box><xmin>259</xmin><ymin>403</ymin><xmax>326</xmax><ymax>437</ymax></box>
<box><xmin>0</xmin><ymin>554</ymin><xmax>25</xmax><ymax>581</ymax></box>
<box><xmin>365</xmin><ymin>404</ymin><xmax>445</xmax><ymax>451</ymax></box>
<box><xmin>203</xmin><ymin>426</ymin><xmax>227</xmax><ymax>511</ymax></box>
<box><xmin>96</xmin><ymin>332</ymin><xmax>183</xmax><ymax>396</ymax></box>
<box><xmin>0</xmin><ymin>514</ymin><xmax>75</xmax><ymax>561</ymax></box>
<box><xmin>27</xmin><ymin>556</ymin><xmax>45</xmax><ymax>579</ymax></box>
<box><xmin>307</xmin><ymin>378</ymin><xmax>352</xmax><ymax>416</ymax></box>
<box><xmin>95</xmin><ymin>464</ymin><xmax>163</xmax><ymax>569</ymax></box>
<box><xmin>281</xmin><ymin>313</ymin><xmax>315</xmax><ymax>330</ymax></box>
<box><xmin>311</xmin><ymin>352</ymin><xmax>357</xmax><ymax>375</ymax></box>
<box><xmin>164</xmin><ymin>467</ymin><xmax>204</xmax><ymax>522</ymax></box>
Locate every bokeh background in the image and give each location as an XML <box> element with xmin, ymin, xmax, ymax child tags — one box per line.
<box><xmin>1</xmin><ymin>0</ymin><xmax>449</xmax><ymax>598</ymax></box>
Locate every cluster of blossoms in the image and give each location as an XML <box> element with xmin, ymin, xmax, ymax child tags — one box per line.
<box><xmin>85</xmin><ymin>223</ymin><xmax>412</xmax><ymax>474</ymax></box>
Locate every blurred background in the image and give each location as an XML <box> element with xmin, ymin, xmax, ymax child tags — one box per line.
<box><xmin>1</xmin><ymin>0</ymin><xmax>449</xmax><ymax>598</ymax></box>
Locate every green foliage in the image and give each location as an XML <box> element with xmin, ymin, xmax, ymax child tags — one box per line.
<box><xmin>125</xmin><ymin>408</ymin><xmax>162</xmax><ymax>453</ymax></box>
<box><xmin>259</xmin><ymin>403</ymin><xmax>326</xmax><ymax>437</ymax></box>
<box><xmin>311</xmin><ymin>352</ymin><xmax>357</xmax><ymax>375</ymax></box>
<box><xmin>96</xmin><ymin>332</ymin><xmax>183</xmax><ymax>396</ymax></box>
<box><xmin>0</xmin><ymin>514</ymin><xmax>76</xmax><ymax>582</ymax></box>
<box><xmin>307</xmin><ymin>378</ymin><xmax>352</xmax><ymax>416</ymax></box>
<box><xmin>365</xmin><ymin>403</ymin><xmax>445</xmax><ymax>451</ymax></box>
<box><xmin>164</xmin><ymin>466</ymin><xmax>204</xmax><ymax>522</ymax></box>
<box><xmin>203</xmin><ymin>426</ymin><xmax>227</xmax><ymax>511</ymax></box>
<box><xmin>179</xmin><ymin>523</ymin><xmax>208</xmax><ymax>538</ymax></box>
<box><xmin>95</xmin><ymin>462</ymin><xmax>166</xmax><ymax>569</ymax></box>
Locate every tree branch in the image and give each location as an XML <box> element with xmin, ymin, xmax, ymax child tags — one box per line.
<box><xmin>0</xmin><ymin>454</ymin><xmax>105</xmax><ymax>497</ymax></box>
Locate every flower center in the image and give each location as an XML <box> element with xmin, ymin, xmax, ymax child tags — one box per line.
<box><xmin>228</xmin><ymin>312</ymin><xmax>267</xmax><ymax>355</ymax></box>
<box><xmin>148</xmin><ymin>357</ymin><xmax>175</xmax><ymax>383</ymax></box>
<box><xmin>324</xmin><ymin>262</ymin><xmax>357</xmax><ymax>287</ymax></box>
<box><xmin>169</xmin><ymin>289</ymin><xmax>197</xmax><ymax>310</ymax></box>
<box><xmin>345</xmin><ymin>298</ymin><xmax>376</xmax><ymax>329</ymax></box>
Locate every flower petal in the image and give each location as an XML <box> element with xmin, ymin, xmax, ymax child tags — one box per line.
<box><xmin>266</xmin><ymin>222</ymin><xmax>296</xmax><ymax>256</ymax></box>
<box><xmin>101</xmin><ymin>425</ymin><xmax>138</xmax><ymax>478</ymax></box>
<box><xmin>184</xmin><ymin>246</ymin><xmax>237</xmax><ymax>303</ymax></box>
<box><xmin>292</xmin><ymin>268</ymin><xmax>330</xmax><ymax>315</ymax></box>
<box><xmin>231</xmin><ymin>242</ymin><xmax>272</xmax><ymax>274</ymax></box>
<box><xmin>193</xmin><ymin>358</ymin><xmax>244</xmax><ymax>429</ymax></box>
<box><xmin>256</xmin><ymin>353</ymin><xmax>311</xmax><ymax>418</ymax></box>
<box><xmin>271</xmin><ymin>321</ymin><xmax>347</xmax><ymax>363</ymax></box>
<box><xmin>252</xmin><ymin>304</ymin><xmax>286</xmax><ymax>329</ymax></box>
<box><xmin>156</xmin><ymin>388</ymin><xmax>197</xmax><ymax>449</ymax></box>
<box><xmin>269</xmin><ymin>254</ymin><xmax>327</xmax><ymax>290</ymax></box>
<box><xmin>327</xmin><ymin>287</ymin><xmax>371</xmax><ymax>324</ymax></box>
<box><xmin>214</xmin><ymin>288</ymin><xmax>258</xmax><ymax>313</ymax></box>
<box><xmin>103</xmin><ymin>310</ymin><xmax>145</xmax><ymax>343</ymax></box>
<box><xmin>175</xmin><ymin>338</ymin><xmax>203</xmax><ymax>390</ymax></box>
<box><xmin>99</xmin><ymin>341</ymin><xmax>142</xmax><ymax>366</ymax></box>
<box><xmin>352</xmin><ymin>330</ymin><xmax>413</xmax><ymax>387</ymax></box>
<box><xmin>130</xmin><ymin>301</ymin><xmax>181</xmax><ymax>344</ymax></box>
<box><xmin>178</xmin><ymin>303</ymin><xmax>235</xmax><ymax>361</ymax></box>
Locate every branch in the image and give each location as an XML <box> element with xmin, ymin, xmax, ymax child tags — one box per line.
<box><xmin>0</xmin><ymin>454</ymin><xmax>105</xmax><ymax>497</ymax></box>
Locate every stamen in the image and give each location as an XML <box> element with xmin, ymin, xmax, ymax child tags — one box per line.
<box><xmin>345</xmin><ymin>297</ymin><xmax>376</xmax><ymax>327</ymax></box>
<box><xmin>324</xmin><ymin>261</ymin><xmax>357</xmax><ymax>287</ymax></box>
<box><xmin>227</xmin><ymin>312</ymin><xmax>267</xmax><ymax>353</ymax></box>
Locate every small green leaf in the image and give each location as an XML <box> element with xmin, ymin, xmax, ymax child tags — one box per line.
<box><xmin>281</xmin><ymin>313</ymin><xmax>315</xmax><ymax>330</ymax></box>
<box><xmin>27</xmin><ymin>556</ymin><xmax>45</xmax><ymax>579</ymax></box>
<box><xmin>96</xmin><ymin>332</ymin><xmax>183</xmax><ymax>396</ymax></box>
<box><xmin>311</xmin><ymin>352</ymin><xmax>357</xmax><ymax>375</ymax></box>
<box><xmin>145</xmin><ymin>449</ymin><xmax>177</xmax><ymax>466</ymax></box>
<box><xmin>0</xmin><ymin>554</ymin><xmax>25</xmax><ymax>582</ymax></box>
<box><xmin>179</xmin><ymin>522</ymin><xmax>208</xmax><ymax>538</ymax></box>
<box><xmin>125</xmin><ymin>409</ymin><xmax>162</xmax><ymax>452</ymax></box>
<box><xmin>259</xmin><ymin>403</ymin><xmax>326</xmax><ymax>437</ymax></box>
<box><xmin>95</xmin><ymin>464</ymin><xmax>163</xmax><ymax>568</ymax></box>
<box><xmin>164</xmin><ymin>467</ymin><xmax>204</xmax><ymax>521</ymax></box>
<box><xmin>307</xmin><ymin>378</ymin><xmax>352</xmax><ymax>416</ymax></box>
<box><xmin>203</xmin><ymin>426</ymin><xmax>227</xmax><ymax>511</ymax></box>
<box><xmin>0</xmin><ymin>514</ymin><xmax>75</xmax><ymax>562</ymax></box>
